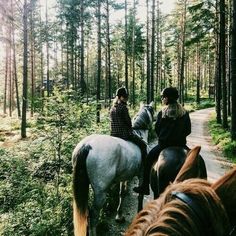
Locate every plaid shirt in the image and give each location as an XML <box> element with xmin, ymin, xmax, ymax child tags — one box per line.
<box><xmin>110</xmin><ymin>101</ymin><xmax>133</xmax><ymax>139</ymax></box>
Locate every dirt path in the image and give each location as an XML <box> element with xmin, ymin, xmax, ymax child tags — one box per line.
<box><xmin>187</xmin><ymin>107</ymin><xmax>232</xmax><ymax>182</ymax></box>
<box><xmin>102</xmin><ymin>107</ymin><xmax>234</xmax><ymax>236</ymax></box>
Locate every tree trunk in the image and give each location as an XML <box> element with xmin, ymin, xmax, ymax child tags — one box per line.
<box><xmin>146</xmin><ymin>0</ymin><xmax>150</xmax><ymax>103</ymax></box>
<box><xmin>13</xmin><ymin>38</ymin><xmax>21</xmax><ymax>117</ymax></box>
<box><xmin>30</xmin><ymin>2</ymin><xmax>35</xmax><ymax>116</ymax></box>
<box><xmin>196</xmin><ymin>44</ymin><xmax>200</xmax><ymax>104</ymax></box>
<box><xmin>131</xmin><ymin>0</ymin><xmax>136</xmax><ymax>106</ymax></box>
<box><xmin>155</xmin><ymin>1</ymin><xmax>160</xmax><ymax>98</ymax></box>
<box><xmin>180</xmin><ymin>0</ymin><xmax>187</xmax><ymax>105</ymax></box>
<box><xmin>215</xmin><ymin>0</ymin><xmax>222</xmax><ymax>124</ymax></box>
<box><xmin>125</xmin><ymin>0</ymin><xmax>128</xmax><ymax>91</ymax></box>
<box><xmin>228</xmin><ymin>0</ymin><xmax>232</xmax><ymax>115</ymax></box>
<box><xmin>97</xmin><ymin>0</ymin><xmax>101</xmax><ymax>123</ymax></box>
<box><xmin>46</xmin><ymin>0</ymin><xmax>50</xmax><ymax>97</ymax></box>
<box><xmin>231</xmin><ymin>0</ymin><xmax>236</xmax><ymax>140</ymax></box>
<box><xmin>106</xmin><ymin>0</ymin><xmax>111</xmax><ymax>104</ymax></box>
<box><xmin>150</xmin><ymin>0</ymin><xmax>155</xmax><ymax>102</ymax></box>
<box><xmin>4</xmin><ymin>45</ymin><xmax>9</xmax><ymax>114</ymax></box>
<box><xmin>80</xmin><ymin>0</ymin><xmax>86</xmax><ymax>94</ymax></box>
<box><xmin>220</xmin><ymin>0</ymin><xmax>228</xmax><ymax>128</ymax></box>
<box><xmin>21</xmin><ymin>0</ymin><xmax>28</xmax><ymax>138</ymax></box>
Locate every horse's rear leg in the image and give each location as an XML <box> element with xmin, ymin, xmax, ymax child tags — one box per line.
<box><xmin>115</xmin><ymin>181</ymin><xmax>127</xmax><ymax>222</ymax></box>
<box><xmin>89</xmin><ymin>191</ymin><xmax>106</xmax><ymax>236</ymax></box>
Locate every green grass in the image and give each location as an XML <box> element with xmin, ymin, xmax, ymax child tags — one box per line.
<box><xmin>208</xmin><ymin>117</ymin><xmax>236</xmax><ymax>163</ymax></box>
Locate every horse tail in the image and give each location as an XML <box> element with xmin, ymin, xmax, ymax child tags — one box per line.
<box><xmin>73</xmin><ymin>144</ymin><xmax>91</xmax><ymax>236</ymax></box>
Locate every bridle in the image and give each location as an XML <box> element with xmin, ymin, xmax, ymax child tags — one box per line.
<box><xmin>171</xmin><ymin>191</ymin><xmax>236</xmax><ymax>236</ymax></box>
<box><xmin>171</xmin><ymin>191</ymin><xmax>210</xmax><ymax>235</ymax></box>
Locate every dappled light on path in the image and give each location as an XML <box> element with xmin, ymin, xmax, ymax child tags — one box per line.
<box><xmin>188</xmin><ymin>108</ymin><xmax>231</xmax><ymax>183</ymax></box>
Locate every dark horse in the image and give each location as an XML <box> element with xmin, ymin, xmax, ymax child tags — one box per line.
<box><xmin>150</xmin><ymin>146</ymin><xmax>207</xmax><ymax>198</ymax></box>
<box><xmin>125</xmin><ymin>150</ymin><xmax>236</xmax><ymax>236</ymax></box>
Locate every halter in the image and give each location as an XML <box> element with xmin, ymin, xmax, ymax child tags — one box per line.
<box><xmin>171</xmin><ymin>191</ymin><xmax>211</xmax><ymax>235</ymax></box>
<box><xmin>171</xmin><ymin>191</ymin><xmax>236</xmax><ymax>236</ymax></box>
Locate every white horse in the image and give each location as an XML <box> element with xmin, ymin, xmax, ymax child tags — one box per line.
<box><xmin>72</xmin><ymin>102</ymin><xmax>154</xmax><ymax>236</ymax></box>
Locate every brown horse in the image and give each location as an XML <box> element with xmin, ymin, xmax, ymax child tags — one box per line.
<box><xmin>125</xmin><ymin>154</ymin><xmax>236</xmax><ymax>236</ymax></box>
<box><xmin>150</xmin><ymin>146</ymin><xmax>207</xmax><ymax>199</ymax></box>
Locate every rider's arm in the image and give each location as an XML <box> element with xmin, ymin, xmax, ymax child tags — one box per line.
<box><xmin>121</xmin><ymin>105</ymin><xmax>132</xmax><ymax>128</ymax></box>
<box><xmin>185</xmin><ymin>112</ymin><xmax>191</xmax><ymax>136</ymax></box>
<box><xmin>155</xmin><ymin>111</ymin><xmax>162</xmax><ymax>136</ymax></box>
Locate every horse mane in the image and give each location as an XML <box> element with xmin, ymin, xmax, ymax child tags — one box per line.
<box><xmin>212</xmin><ymin>167</ymin><xmax>236</xmax><ymax>227</ymax></box>
<box><xmin>125</xmin><ymin>179</ymin><xmax>230</xmax><ymax>236</ymax></box>
<box><xmin>124</xmin><ymin>199</ymin><xmax>163</xmax><ymax>236</ymax></box>
<box><xmin>132</xmin><ymin>105</ymin><xmax>153</xmax><ymax>129</ymax></box>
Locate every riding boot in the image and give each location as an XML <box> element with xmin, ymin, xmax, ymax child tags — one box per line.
<box><xmin>133</xmin><ymin>145</ymin><xmax>163</xmax><ymax>195</ymax></box>
<box><xmin>133</xmin><ymin>166</ymin><xmax>150</xmax><ymax>195</ymax></box>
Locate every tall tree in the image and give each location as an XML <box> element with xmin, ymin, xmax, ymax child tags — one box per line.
<box><xmin>131</xmin><ymin>0</ymin><xmax>136</xmax><ymax>106</ymax></box>
<box><xmin>215</xmin><ymin>0</ymin><xmax>222</xmax><ymax>124</ymax></box>
<box><xmin>105</xmin><ymin>0</ymin><xmax>111</xmax><ymax>103</ymax></box>
<box><xmin>80</xmin><ymin>0</ymin><xmax>86</xmax><ymax>94</ymax></box>
<box><xmin>179</xmin><ymin>0</ymin><xmax>187</xmax><ymax>105</ymax></box>
<box><xmin>21</xmin><ymin>0</ymin><xmax>28</xmax><ymax>138</ymax></box>
<box><xmin>231</xmin><ymin>0</ymin><xmax>236</xmax><ymax>140</ymax></box>
<box><xmin>150</xmin><ymin>0</ymin><xmax>155</xmax><ymax>102</ymax></box>
<box><xmin>146</xmin><ymin>0</ymin><xmax>150</xmax><ymax>103</ymax></box>
<box><xmin>125</xmin><ymin>0</ymin><xmax>128</xmax><ymax>90</ymax></box>
<box><xmin>96</xmin><ymin>0</ymin><xmax>101</xmax><ymax>123</ymax></box>
<box><xmin>46</xmin><ymin>0</ymin><xmax>50</xmax><ymax>97</ymax></box>
<box><xmin>30</xmin><ymin>0</ymin><xmax>35</xmax><ymax>116</ymax></box>
<box><xmin>220</xmin><ymin>0</ymin><xmax>228</xmax><ymax>128</ymax></box>
<box><xmin>4</xmin><ymin>45</ymin><xmax>9</xmax><ymax>115</ymax></box>
<box><xmin>11</xmin><ymin>0</ymin><xmax>21</xmax><ymax>117</ymax></box>
<box><xmin>8</xmin><ymin>19</ymin><xmax>12</xmax><ymax>117</ymax></box>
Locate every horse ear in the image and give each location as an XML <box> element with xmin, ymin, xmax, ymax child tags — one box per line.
<box><xmin>212</xmin><ymin>167</ymin><xmax>236</xmax><ymax>225</ymax></box>
<box><xmin>174</xmin><ymin>146</ymin><xmax>202</xmax><ymax>183</ymax></box>
<box><xmin>149</xmin><ymin>101</ymin><xmax>154</xmax><ymax>107</ymax></box>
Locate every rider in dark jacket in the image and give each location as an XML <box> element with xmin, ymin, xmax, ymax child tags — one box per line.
<box><xmin>133</xmin><ymin>87</ymin><xmax>191</xmax><ymax>195</ymax></box>
<box><xmin>110</xmin><ymin>87</ymin><xmax>147</xmax><ymax>162</ymax></box>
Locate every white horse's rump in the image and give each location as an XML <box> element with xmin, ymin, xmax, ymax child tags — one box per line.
<box><xmin>72</xmin><ymin>103</ymin><xmax>154</xmax><ymax>236</ymax></box>
<box><xmin>73</xmin><ymin>135</ymin><xmax>142</xmax><ymax>187</ymax></box>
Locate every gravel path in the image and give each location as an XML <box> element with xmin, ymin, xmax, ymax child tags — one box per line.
<box><xmin>99</xmin><ymin>108</ymin><xmax>234</xmax><ymax>235</ymax></box>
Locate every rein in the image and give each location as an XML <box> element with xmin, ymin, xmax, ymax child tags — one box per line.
<box><xmin>171</xmin><ymin>191</ymin><xmax>210</xmax><ymax>235</ymax></box>
<box><xmin>229</xmin><ymin>226</ymin><xmax>236</xmax><ymax>236</ymax></box>
<box><xmin>171</xmin><ymin>191</ymin><xmax>236</xmax><ymax>236</ymax></box>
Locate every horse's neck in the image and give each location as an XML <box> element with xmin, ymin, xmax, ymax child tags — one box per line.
<box><xmin>133</xmin><ymin>129</ymin><xmax>149</xmax><ymax>143</ymax></box>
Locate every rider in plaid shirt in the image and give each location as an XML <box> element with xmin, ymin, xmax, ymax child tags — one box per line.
<box><xmin>110</xmin><ymin>87</ymin><xmax>147</xmax><ymax>162</ymax></box>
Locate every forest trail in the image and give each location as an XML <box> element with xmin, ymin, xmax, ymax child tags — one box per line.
<box><xmin>1</xmin><ymin>108</ymin><xmax>234</xmax><ymax>235</ymax></box>
<box><xmin>102</xmin><ymin>107</ymin><xmax>235</xmax><ymax>236</ymax></box>
<box><xmin>187</xmin><ymin>107</ymin><xmax>232</xmax><ymax>182</ymax></box>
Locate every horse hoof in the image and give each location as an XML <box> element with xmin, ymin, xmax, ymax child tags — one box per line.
<box><xmin>115</xmin><ymin>215</ymin><xmax>125</xmax><ymax>223</ymax></box>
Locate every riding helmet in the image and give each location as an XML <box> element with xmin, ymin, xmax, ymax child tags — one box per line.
<box><xmin>161</xmin><ymin>87</ymin><xmax>179</xmax><ymax>101</ymax></box>
<box><xmin>116</xmin><ymin>87</ymin><xmax>129</xmax><ymax>98</ymax></box>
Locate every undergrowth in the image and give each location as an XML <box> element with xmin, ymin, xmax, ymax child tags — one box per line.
<box><xmin>208</xmin><ymin>117</ymin><xmax>236</xmax><ymax>162</ymax></box>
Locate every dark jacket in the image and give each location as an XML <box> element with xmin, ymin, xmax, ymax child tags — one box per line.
<box><xmin>155</xmin><ymin>108</ymin><xmax>191</xmax><ymax>147</ymax></box>
<box><xmin>110</xmin><ymin>101</ymin><xmax>133</xmax><ymax>139</ymax></box>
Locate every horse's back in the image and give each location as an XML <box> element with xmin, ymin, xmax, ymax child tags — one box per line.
<box><xmin>74</xmin><ymin>134</ymin><xmax>140</xmax><ymax>159</ymax></box>
<box><xmin>151</xmin><ymin>147</ymin><xmax>188</xmax><ymax>198</ymax></box>
<box><xmin>73</xmin><ymin>134</ymin><xmax>142</xmax><ymax>188</ymax></box>
<box><xmin>157</xmin><ymin>147</ymin><xmax>187</xmax><ymax>171</ymax></box>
